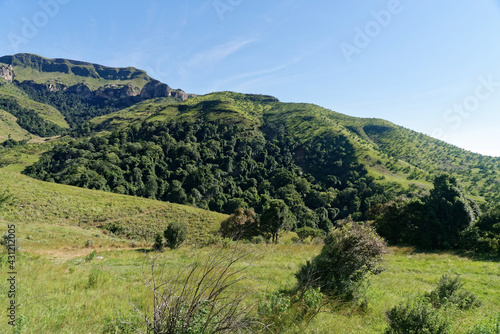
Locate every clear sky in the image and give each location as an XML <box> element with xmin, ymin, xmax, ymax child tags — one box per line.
<box><xmin>1</xmin><ymin>0</ymin><xmax>500</xmax><ymax>156</ymax></box>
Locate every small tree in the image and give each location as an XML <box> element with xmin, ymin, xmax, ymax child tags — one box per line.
<box><xmin>164</xmin><ymin>222</ymin><xmax>187</xmax><ymax>249</ymax></box>
<box><xmin>296</xmin><ymin>221</ymin><xmax>387</xmax><ymax>296</ymax></box>
<box><xmin>152</xmin><ymin>233</ymin><xmax>164</xmax><ymax>252</ymax></box>
<box><xmin>260</xmin><ymin>199</ymin><xmax>292</xmax><ymax>243</ymax></box>
<box><xmin>219</xmin><ymin>208</ymin><xmax>258</xmax><ymax>240</ymax></box>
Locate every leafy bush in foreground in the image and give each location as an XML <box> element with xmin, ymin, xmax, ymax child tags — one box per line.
<box><xmin>385</xmin><ymin>298</ymin><xmax>451</xmax><ymax>334</ymax></box>
<box><xmin>425</xmin><ymin>275</ymin><xmax>481</xmax><ymax>310</ymax></box>
<box><xmin>296</xmin><ymin>221</ymin><xmax>387</xmax><ymax>297</ymax></box>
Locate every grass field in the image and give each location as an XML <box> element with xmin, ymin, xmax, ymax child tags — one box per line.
<box><xmin>0</xmin><ymin>236</ymin><xmax>498</xmax><ymax>333</ymax></box>
<box><xmin>0</xmin><ymin>145</ymin><xmax>499</xmax><ymax>333</ymax></box>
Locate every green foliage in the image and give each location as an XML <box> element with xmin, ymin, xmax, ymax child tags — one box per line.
<box><xmin>257</xmin><ymin>287</ymin><xmax>325</xmax><ymax>332</ymax></box>
<box><xmin>219</xmin><ymin>208</ymin><xmax>258</xmax><ymax>240</ymax></box>
<box><xmin>2</xmin><ymin>138</ymin><xmax>28</xmax><ymax>148</ymax></box>
<box><xmin>85</xmin><ymin>250</ymin><xmax>97</xmax><ymax>262</ymax></box>
<box><xmin>251</xmin><ymin>235</ymin><xmax>265</xmax><ymax>244</ymax></box>
<box><xmin>296</xmin><ymin>226</ymin><xmax>326</xmax><ymax>242</ymax></box>
<box><xmin>84</xmin><ymin>238</ymin><xmax>94</xmax><ymax>248</ymax></box>
<box><xmin>296</xmin><ymin>221</ymin><xmax>387</xmax><ymax>296</ymax></box>
<box><xmin>465</xmin><ymin>313</ymin><xmax>500</xmax><ymax>334</ymax></box>
<box><xmin>260</xmin><ymin>199</ymin><xmax>293</xmax><ymax>243</ymax></box>
<box><xmin>258</xmin><ymin>291</ymin><xmax>291</xmax><ymax>318</ymax></box>
<box><xmin>425</xmin><ymin>275</ymin><xmax>482</xmax><ymax>310</ymax></box>
<box><xmin>375</xmin><ymin>175</ymin><xmax>477</xmax><ymax>250</ymax></box>
<box><xmin>164</xmin><ymin>221</ymin><xmax>187</xmax><ymax>249</ymax></box>
<box><xmin>461</xmin><ymin>205</ymin><xmax>500</xmax><ymax>253</ymax></box>
<box><xmin>25</xmin><ymin>117</ymin><xmax>390</xmax><ymax>230</ymax></box>
<box><xmin>153</xmin><ymin>232</ymin><xmax>164</xmax><ymax>252</ymax></box>
<box><xmin>20</xmin><ymin>83</ymin><xmax>122</xmax><ymax>128</ymax></box>
<box><xmin>385</xmin><ymin>298</ymin><xmax>452</xmax><ymax>334</ymax></box>
<box><xmin>0</xmin><ymin>97</ymin><xmax>64</xmax><ymax>137</ymax></box>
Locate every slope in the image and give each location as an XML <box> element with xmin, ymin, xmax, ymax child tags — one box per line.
<box><xmin>0</xmin><ymin>144</ymin><xmax>227</xmax><ymax>245</ymax></box>
<box><xmin>0</xmin><ymin>79</ymin><xmax>69</xmax><ymax>129</ymax></box>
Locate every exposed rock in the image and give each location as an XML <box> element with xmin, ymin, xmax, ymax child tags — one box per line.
<box><xmin>0</xmin><ymin>64</ymin><xmax>14</xmax><ymax>82</ymax></box>
<box><xmin>171</xmin><ymin>89</ymin><xmax>189</xmax><ymax>101</ymax></box>
<box><xmin>19</xmin><ymin>80</ymin><xmax>62</xmax><ymax>92</ymax></box>
<box><xmin>140</xmin><ymin>80</ymin><xmax>172</xmax><ymax>99</ymax></box>
<box><xmin>99</xmin><ymin>83</ymin><xmax>139</xmax><ymax>99</ymax></box>
<box><xmin>66</xmin><ymin>83</ymin><xmax>93</xmax><ymax>99</ymax></box>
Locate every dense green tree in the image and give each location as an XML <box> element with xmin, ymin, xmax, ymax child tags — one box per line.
<box><xmin>260</xmin><ymin>199</ymin><xmax>293</xmax><ymax>243</ymax></box>
<box><xmin>375</xmin><ymin>175</ymin><xmax>477</xmax><ymax>249</ymax></box>
<box><xmin>164</xmin><ymin>221</ymin><xmax>187</xmax><ymax>249</ymax></box>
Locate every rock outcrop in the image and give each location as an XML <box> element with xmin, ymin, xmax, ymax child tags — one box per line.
<box><xmin>0</xmin><ymin>64</ymin><xmax>13</xmax><ymax>82</ymax></box>
<box><xmin>140</xmin><ymin>80</ymin><xmax>172</xmax><ymax>99</ymax></box>
<box><xmin>2</xmin><ymin>53</ymin><xmax>192</xmax><ymax>103</ymax></box>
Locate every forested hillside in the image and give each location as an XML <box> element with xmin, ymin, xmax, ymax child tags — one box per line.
<box><xmin>1</xmin><ymin>53</ymin><xmax>499</xmax><ymax>221</ymax></box>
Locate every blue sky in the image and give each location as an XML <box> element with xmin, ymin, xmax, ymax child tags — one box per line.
<box><xmin>1</xmin><ymin>0</ymin><xmax>500</xmax><ymax>156</ymax></box>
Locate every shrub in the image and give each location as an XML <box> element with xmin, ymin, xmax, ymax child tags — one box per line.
<box><xmin>152</xmin><ymin>232</ymin><xmax>164</xmax><ymax>252</ymax></box>
<box><xmin>84</xmin><ymin>238</ymin><xmax>94</xmax><ymax>248</ymax></box>
<box><xmin>164</xmin><ymin>221</ymin><xmax>187</xmax><ymax>249</ymax></box>
<box><xmin>425</xmin><ymin>275</ymin><xmax>481</xmax><ymax>310</ymax></box>
<box><xmin>296</xmin><ymin>222</ymin><xmax>387</xmax><ymax>297</ymax></box>
<box><xmin>85</xmin><ymin>250</ymin><xmax>96</xmax><ymax>262</ymax></box>
<box><xmin>385</xmin><ymin>298</ymin><xmax>452</xmax><ymax>334</ymax></box>
<box><xmin>251</xmin><ymin>235</ymin><xmax>265</xmax><ymax>244</ymax></box>
<box><xmin>130</xmin><ymin>245</ymin><xmax>255</xmax><ymax>333</ymax></box>
<box><xmin>219</xmin><ymin>208</ymin><xmax>259</xmax><ymax>240</ymax></box>
<box><xmin>296</xmin><ymin>227</ymin><xmax>325</xmax><ymax>243</ymax></box>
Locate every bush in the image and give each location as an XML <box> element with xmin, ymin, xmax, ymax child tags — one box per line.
<box><xmin>425</xmin><ymin>275</ymin><xmax>481</xmax><ymax>310</ymax></box>
<box><xmin>84</xmin><ymin>239</ymin><xmax>94</xmax><ymax>248</ymax></box>
<box><xmin>385</xmin><ymin>298</ymin><xmax>452</xmax><ymax>334</ymax></box>
<box><xmin>152</xmin><ymin>232</ymin><xmax>164</xmax><ymax>252</ymax></box>
<box><xmin>85</xmin><ymin>250</ymin><xmax>96</xmax><ymax>262</ymax></box>
<box><xmin>219</xmin><ymin>208</ymin><xmax>259</xmax><ymax>240</ymax></box>
<box><xmin>257</xmin><ymin>287</ymin><xmax>325</xmax><ymax>332</ymax></box>
<box><xmin>130</xmin><ymin>245</ymin><xmax>255</xmax><ymax>333</ymax></box>
<box><xmin>251</xmin><ymin>235</ymin><xmax>265</xmax><ymax>244</ymax></box>
<box><xmin>295</xmin><ymin>227</ymin><xmax>325</xmax><ymax>243</ymax></box>
<box><xmin>164</xmin><ymin>222</ymin><xmax>187</xmax><ymax>249</ymax></box>
<box><xmin>296</xmin><ymin>222</ymin><xmax>387</xmax><ymax>297</ymax></box>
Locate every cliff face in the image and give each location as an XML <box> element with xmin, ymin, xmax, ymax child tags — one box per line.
<box><xmin>0</xmin><ymin>64</ymin><xmax>13</xmax><ymax>82</ymax></box>
<box><xmin>2</xmin><ymin>53</ymin><xmax>191</xmax><ymax>103</ymax></box>
<box><xmin>140</xmin><ymin>80</ymin><xmax>189</xmax><ymax>101</ymax></box>
<box><xmin>0</xmin><ymin>53</ymin><xmax>149</xmax><ymax>82</ymax></box>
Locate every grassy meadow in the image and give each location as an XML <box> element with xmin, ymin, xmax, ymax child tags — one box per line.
<box><xmin>0</xmin><ymin>145</ymin><xmax>499</xmax><ymax>333</ymax></box>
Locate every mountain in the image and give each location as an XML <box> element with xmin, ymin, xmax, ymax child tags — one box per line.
<box><xmin>1</xmin><ymin>54</ymin><xmax>500</xmax><ymax>234</ymax></box>
<box><xmin>0</xmin><ymin>53</ymin><xmax>192</xmax><ymax>133</ymax></box>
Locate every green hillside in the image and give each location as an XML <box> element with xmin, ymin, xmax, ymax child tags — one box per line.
<box><xmin>0</xmin><ymin>80</ymin><xmax>69</xmax><ymax>129</ymax></box>
<box><xmin>0</xmin><ymin>145</ymin><xmax>226</xmax><ymax>245</ymax></box>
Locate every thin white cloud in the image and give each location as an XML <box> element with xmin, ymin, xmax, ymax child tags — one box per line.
<box><xmin>209</xmin><ymin>56</ymin><xmax>303</xmax><ymax>91</ymax></box>
<box><xmin>181</xmin><ymin>38</ymin><xmax>258</xmax><ymax>73</ymax></box>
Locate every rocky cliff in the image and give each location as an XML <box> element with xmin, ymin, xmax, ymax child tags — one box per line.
<box><xmin>2</xmin><ymin>53</ymin><xmax>191</xmax><ymax>103</ymax></box>
<box><xmin>0</xmin><ymin>64</ymin><xmax>13</xmax><ymax>82</ymax></box>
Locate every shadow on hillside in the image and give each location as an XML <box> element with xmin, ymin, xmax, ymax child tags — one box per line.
<box><xmin>409</xmin><ymin>247</ymin><xmax>499</xmax><ymax>262</ymax></box>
